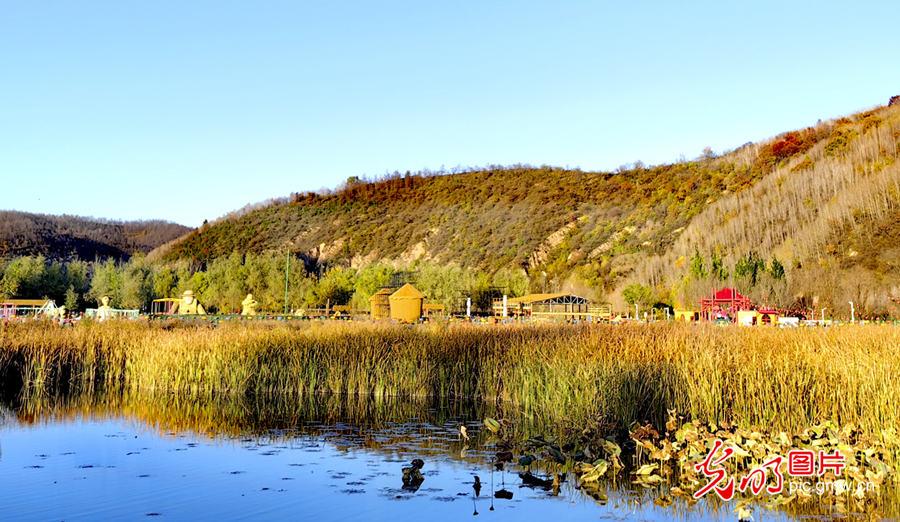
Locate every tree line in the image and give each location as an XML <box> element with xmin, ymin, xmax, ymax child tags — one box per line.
<box><xmin>0</xmin><ymin>254</ymin><xmax>530</xmax><ymax>315</ymax></box>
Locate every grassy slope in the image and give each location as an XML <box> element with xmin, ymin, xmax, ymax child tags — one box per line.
<box><xmin>162</xmin><ymin>152</ymin><xmax>793</xmax><ymax>287</ymax></box>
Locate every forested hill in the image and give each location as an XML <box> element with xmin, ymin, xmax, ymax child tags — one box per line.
<box><xmin>159</xmin><ymin>101</ymin><xmax>900</xmax><ymax>310</ymax></box>
<box><xmin>0</xmin><ymin>211</ymin><xmax>191</xmax><ymax>261</ymax></box>
<box><xmin>160</xmin><ymin>157</ymin><xmax>765</xmax><ymax>291</ymax></box>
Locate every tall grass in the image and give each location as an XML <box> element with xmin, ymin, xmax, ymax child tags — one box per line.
<box><xmin>1</xmin><ymin>321</ymin><xmax>898</xmax><ymax>437</ymax></box>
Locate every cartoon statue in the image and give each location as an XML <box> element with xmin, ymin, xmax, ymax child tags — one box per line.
<box><xmin>98</xmin><ymin>295</ymin><xmax>112</xmax><ymax>320</ymax></box>
<box><xmin>172</xmin><ymin>290</ymin><xmax>206</xmax><ymax>315</ymax></box>
<box><xmin>241</xmin><ymin>294</ymin><xmax>258</xmax><ymax>315</ymax></box>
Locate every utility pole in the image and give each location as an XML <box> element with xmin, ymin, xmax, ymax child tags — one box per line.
<box><xmin>284</xmin><ymin>251</ymin><xmax>290</xmax><ymax>315</ymax></box>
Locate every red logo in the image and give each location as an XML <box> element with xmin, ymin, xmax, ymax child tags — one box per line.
<box><xmin>694</xmin><ymin>439</ymin><xmax>844</xmax><ymax>500</ymax></box>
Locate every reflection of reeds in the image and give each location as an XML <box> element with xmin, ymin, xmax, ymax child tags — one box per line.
<box><xmin>2</xmin><ymin>321</ymin><xmax>899</xmax><ymax>438</ymax></box>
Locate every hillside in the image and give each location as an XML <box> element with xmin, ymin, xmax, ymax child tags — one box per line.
<box><xmin>154</xmin><ymin>100</ymin><xmax>900</xmax><ymax>315</ymax></box>
<box><xmin>0</xmin><ymin>211</ymin><xmax>192</xmax><ymax>261</ymax></box>
<box><xmin>160</xmin><ymin>150</ymin><xmax>787</xmax><ymax>284</ymax></box>
<box><xmin>633</xmin><ymin>104</ymin><xmax>900</xmax><ymax>312</ymax></box>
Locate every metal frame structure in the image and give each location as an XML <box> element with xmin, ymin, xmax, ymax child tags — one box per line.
<box><xmin>1</xmin><ymin>299</ymin><xmax>58</xmax><ymax>318</ymax></box>
<box><xmin>494</xmin><ymin>293</ymin><xmax>594</xmax><ymax>318</ymax></box>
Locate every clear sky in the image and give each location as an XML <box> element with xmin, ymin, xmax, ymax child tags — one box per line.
<box><xmin>2</xmin><ymin>1</ymin><xmax>898</xmax><ymax>228</ymax></box>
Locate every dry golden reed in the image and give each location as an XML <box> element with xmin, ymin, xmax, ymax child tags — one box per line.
<box><xmin>1</xmin><ymin>320</ymin><xmax>898</xmax><ymax>437</ymax></box>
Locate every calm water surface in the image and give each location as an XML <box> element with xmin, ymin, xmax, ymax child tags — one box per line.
<box><xmin>0</xmin><ymin>395</ymin><xmax>876</xmax><ymax>521</ymax></box>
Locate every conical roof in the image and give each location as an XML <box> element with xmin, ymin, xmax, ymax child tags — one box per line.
<box><xmin>369</xmin><ymin>288</ymin><xmax>392</xmax><ymax>302</ymax></box>
<box><xmin>390</xmin><ymin>283</ymin><xmax>426</xmax><ymax>300</ymax></box>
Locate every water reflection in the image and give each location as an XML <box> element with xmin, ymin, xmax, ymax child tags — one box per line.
<box><xmin>0</xmin><ymin>391</ymin><xmax>895</xmax><ymax>521</ymax></box>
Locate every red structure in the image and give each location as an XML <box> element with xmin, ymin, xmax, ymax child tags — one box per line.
<box><xmin>700</xmin><ymin>288</ymin><xmax>754</xmax><ymax>323</ymax></box>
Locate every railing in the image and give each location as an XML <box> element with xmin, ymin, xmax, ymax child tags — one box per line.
<box><xmin>85</xmin><ymin>308</ymin><xmax>140</xmax><ymax>319</ymax></box>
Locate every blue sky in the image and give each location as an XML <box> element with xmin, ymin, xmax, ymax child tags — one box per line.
<box><xmin>2</xmin><ymin>1</ymin><xmax>898</xmax><ymax>228</ymax></box>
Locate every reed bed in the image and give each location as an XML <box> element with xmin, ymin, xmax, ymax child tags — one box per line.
<box><xmin>1</xmin><ymin>320</ymin><xmax>898</xmax><ymax>438</ymax></box>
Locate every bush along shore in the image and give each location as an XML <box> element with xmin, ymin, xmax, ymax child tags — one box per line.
<box><xmin>1</xmin><ymin>320</ymin><xmax>897</xmax><ymax>514</ymax></box>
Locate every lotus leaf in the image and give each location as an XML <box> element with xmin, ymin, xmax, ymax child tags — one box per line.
<box><xmin>725</xmin><ymin>444</ymin><xmax>751</xmax><ymax>458</ymax></box>
<box><xmin>637</xmin><ymin>474</ymin><xmax>664</xmax><ymax>485</ymax></box>
<box><xmin>865</xmin><ymin>468</ymin><xmax>886</xmax><ymax>485</ymax></box>
<box><xmin>652</xmin><ymin>494</ymin><xmax>672</xmax><ymax>507</ymax></box>
<box><xmin>665</xmin><ymin>418</ymin><xmax>678</xmax><ymax>432</ymax></box>
<box><xmin>638</xmin><ymin>439</ymin><xmax>658</xmax><ymax>452</ymax></box>
<box><xmin>575</xmin><ymin>462</ymin><xmax>593</xmax><ymax>473</ymax></box>
<box><xmin>483</xmin><ymin>418</ymin><xmax>501</xmax><ymax>433</ymax></box>
<box><xmin>633</xmin><ymin>463</ymin><xmax>658</xmax><ymax>475</ymax></box>
<box><xmin>750</xmin><ymin>444</ymin><xmax>767</xmax><ymax>460</ymax></box>
<box><xmin>649</xmin><ymin>448</ymin><xmax>671</xmax><ymax>461</ymax></box>
<box><xmin>588</xmin><ymin>490</ymin><xmax>608</xmax><ymax>504</ymax></box>
<box><xmin>580</xmin><ymin>468</ymin><xmax>603</xmax><ymax>483</ymax></box>
<box><xmin>600</xmin><ymin>439</ymin><xmax>621</xmax><ymax>458</ymax></box>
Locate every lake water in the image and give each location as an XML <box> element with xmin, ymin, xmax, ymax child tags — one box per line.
<box><xmin>0</xmin><ymin>394</ymin><xmax>884</xmax><ymax>521</ymax></box>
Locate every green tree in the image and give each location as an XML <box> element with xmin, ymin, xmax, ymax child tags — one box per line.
<box><xmin>64</xmin><ymin>260</ymin><xmax>89</xmax><ymax>309</ymax></box>
<box><xmin>689</xmin><ymin>250</ymin><xmax>707</xmax><ymax>279</ymax></box>
<box><xmin>120</xmin><ymin>255</ymin><xmax>153</xmax><ymax>311</ymax></box>
<box><xmin>205</xmin><ymin>252</ymin><xmax>248</xmax><ymax>313</ymax></box>
<box><xmin>88</xmin><ymin>259</ymin><xmax>123</xmax><ymax>307</ymax></box>
<box><xmin>469</xmin><ymin>272</ymin><xmax>498</xmax><ymax>313</ymax></box>
<box><xmin>416</xmin><ymin>262</ymin><xmax>467</xmax><ymax>311</ymax></box>
<box><xmin>491</xmin><ymin>267</ymin><xmax>530</xmax><ymax>297</ymax></box>
<box><xmin>174</xmin><ymin>264</ymin><xmax>194</xmax><ymax>295</ymax></box>
<box><xmin>769</xmin><ymin>255</ymin><xmax>785</xmax><ymax>281</ymax></box>
<box><xmin>622</xmin><ymin>282</ymin><xmax>653</xmax><ymax>308</ymax></box>
<box><xmin>734</xmin><ymin>251</ymin><xmax>764</xmax><ymax>287</ymax></box>
<box><xmin>352</xmin><ymin>262</ymin><xmax>394</xmax><ymax>309</ymax></box>
<box><xmin>3</xmin><ymin>256</ymin><xmax>48</xmax><ymax>299</ymax></box>
<box><xmin>711</xmin><ymin>251</ymin><xmax>728</xmax><ymax>281</ymax></box>
<box><xmin>187</xmin><ymin>272</ymin><xmax>208</xmax><ymax>301</ymax></box>
<box><xmin>151</xmin><ymin>266</ymin><xmax>177</xmax><ymax>301</ymax></box>
<box><xmin>64</xmin><ymin>285</ymin><xmax>79</xmax><ymax>311</ymax></box>
<box><xmin>306</xmin><ymin>267</ymin><xmax>355</xmax><ymax>308</ymax></box>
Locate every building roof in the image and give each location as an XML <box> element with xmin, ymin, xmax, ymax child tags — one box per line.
<box><xmin>711</xmin><ymin>288</ymin><xmax>748</xmax><ymax>301</ymax></box>
<box><xmin>369</xmin><ymin>288</ymin><xmax>393</xmax><ymax>302</ymax></box>
<box><xmin>3</xmin><ymin>299</ymin><xmax>52</xmax><ymax>306</ymax></box>
<box><xmin>390</xmin><ymin>283</ymin><xmax>426</xmax><ymax>300</ymax></box>
<box><xmin>508</xmin><ymin>293</ymin><xmax>589</xmax><ymax>305</ymax></box>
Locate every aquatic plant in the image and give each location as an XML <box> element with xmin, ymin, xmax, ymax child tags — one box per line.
<box><xmin>1</xmin><ymin>321</ymin><xmax>899</xmax><ymax>444</ymax></box>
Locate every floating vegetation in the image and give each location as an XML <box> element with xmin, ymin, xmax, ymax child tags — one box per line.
<box><xmin>4</xmin><ymin>388</ymin><xmax>899</xmax><ymax>519</ymax></box>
